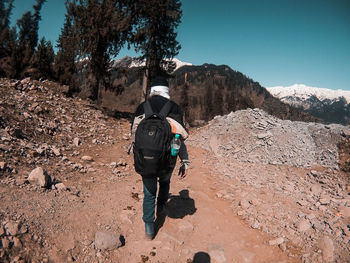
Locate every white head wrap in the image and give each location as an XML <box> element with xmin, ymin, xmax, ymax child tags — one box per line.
<box><xmin>149</xmin><ymin>85</ymin><xmax>170</xmax><ymax>99</ymax></box>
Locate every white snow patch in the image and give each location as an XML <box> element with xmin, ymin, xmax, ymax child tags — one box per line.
<box><xmin>267</xmin><ymin>84</ymin><xmax>350</xmax><ymax>104</ymax></box>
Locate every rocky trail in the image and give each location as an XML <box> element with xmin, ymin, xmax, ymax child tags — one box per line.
<box><xmin>0</xmin><ymin>78</ymin><xmax>349</xmax><ymax>263</ymax></box>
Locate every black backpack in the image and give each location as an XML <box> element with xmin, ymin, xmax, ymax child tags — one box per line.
<box><xmin>133</xmin><ymin>100</ymin><xmax>175</xmax><ymax>177</ymax></box>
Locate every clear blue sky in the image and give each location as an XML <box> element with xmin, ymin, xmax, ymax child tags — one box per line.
<box><xmin>10</xmin><ymin>0</ymin><xmax>350</xmax><ymax>91</ymax></box>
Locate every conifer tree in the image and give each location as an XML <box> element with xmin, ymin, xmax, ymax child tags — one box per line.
<box><xmin>55</xmin><ymin>2</ymin><xmax>77</xmax><ymax>87</ymax></box>
<box><xmin>0</xmin><ymin>0</ymin><xmax>14</xmax><ymax>54</ymax></box>
<box><xmin>1</xmin><ymin>28</ymin><xmax>17</xmax><ymax>78</ymax></box>
<box><xmin>31</xmin><ymin>37</ymin><xmax>55</xmax><ymax>79</ymax></box>
<box><xmin>16</xmin><ymin>0</ymin><xmax>46</xmax><ymax>78</ymax></box>
<box><xmin>69</xmin><ymin>0</ymin><xmax>133</xmax><ymax>101</ymax></box>
<box><xmin>132</xmin><ymin>0</ymin><xmax>182</xmax><ymax>99</ymax></box>
<box><xmin>0</xmin><ymin>0</ymin><xmax>14</xmax><ymax>77</ymax></box>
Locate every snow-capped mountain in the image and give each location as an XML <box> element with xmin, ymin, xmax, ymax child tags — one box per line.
<box><xmin>267</xmin><ymin>84</ymin><xmax>350</xmax><ymax>104</ymax></box>
<box><xmin>266</xmin><ymin>84</ymin><xmax>350</xmax><ymax>125</ymax></box>
<box><xmin>110</xmin><ymin>56</ymin><xmax>192</xmax><ymax>71</ymax></box>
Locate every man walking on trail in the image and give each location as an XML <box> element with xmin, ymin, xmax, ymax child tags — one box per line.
<box><xmin>131</xmin><ymin>76</ymin><xmax>190</xmax><ymax>240</ymax></box>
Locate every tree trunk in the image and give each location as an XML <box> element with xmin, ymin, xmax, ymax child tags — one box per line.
<box><xmin>141</xmin><ymin>67</ymin><xmax>148</xmax><ymax>103</ymax></box>
<box><xmin>141</xmin><ymin>58</ymin><xmax>151</xmax><ymax>102</ymax></box>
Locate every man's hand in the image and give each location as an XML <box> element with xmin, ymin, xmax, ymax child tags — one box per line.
<box><xmin>178</xmin><ymin>160</ymin><xmax>189</xmax><ymax>179</ymax></box>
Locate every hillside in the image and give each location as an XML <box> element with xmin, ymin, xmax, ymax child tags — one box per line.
<box><xmin>0</xmin><ymin>77</ymin><xmax>350</xmax><ymax>263</ymax></box>
<box><xmin>93</xmin><ymin>61</ymin><xmax>318</xmax><ymax>126</ymax></box>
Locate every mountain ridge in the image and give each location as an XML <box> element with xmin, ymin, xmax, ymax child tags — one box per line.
<box><xmin>267</xmin><ymin>84</ymin><xmax>350</xmax><ymax>104</ymax></box>
<box><xmin>110</xmin><ymin>56</ymin><xmax>193</xmax><ymax>72</ymax></box>
<box><xmin>99</xmin><ymin>59</ymin><xmax>318</xmax><ymax>126</ymax></box>
<box><xmin>106</xmin><ymin>57</ymin><xmax>348</xmax><ymax>125</ymax></box>
<box><xmin>267</xmin><ymin>84</ymin><xmax>350</xmax><ymax>125</ymax></box>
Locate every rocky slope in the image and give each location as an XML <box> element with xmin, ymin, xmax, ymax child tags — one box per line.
<box><xmin>188</xmin><ymin>109</ymin><xmax>350</xmax><ymax>262</ymax></box>
<box><xmin>0</xmin><ymin>77</ymin><xmax>126</xmax><ymax>262</ymax></box>
<box><xmin>0</xmin><ymin>77</ymin><xmax>349</xmax><ymax>263</ymax></box>
<box><xmin>189</xmin><ymin>108</ymin><xmax>347</xmax><ymax>169</ymax></box>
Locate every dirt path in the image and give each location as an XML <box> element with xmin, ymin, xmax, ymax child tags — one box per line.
<box><xmin>44</xmin><ymin>135</ymin><xmax>300</xmax><ymax>263</ymax></box>
<box><xmin>116</xmin><ymin>146</ymin><xmax>299</xmax><ymax>263</ymax></box>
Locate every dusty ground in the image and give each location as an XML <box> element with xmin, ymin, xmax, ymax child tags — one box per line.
<box><xmin>0</xmin><ymin>78</ymin><xmax>349</xmax><ymax>263</ymax></box>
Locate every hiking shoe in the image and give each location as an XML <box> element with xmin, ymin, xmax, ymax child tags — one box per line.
<box><xmin>145</xmin><ymin>222</ymin><xmax>155</xmax><ymax>240</ymax></box>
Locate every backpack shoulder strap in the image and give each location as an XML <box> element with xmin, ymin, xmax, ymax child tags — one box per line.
<box><xmin>159</xmin><ymin>101</ymin><xmax>172</xmax><ymax>119</ymax></box>
<box><xmin>143</xmin><ymin>100</ymin><xmax>153</xmax><ymax>117</ymax></box>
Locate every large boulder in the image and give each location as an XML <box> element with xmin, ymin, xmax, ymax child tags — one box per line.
<box><xmin>4</xmin><ymin>221</ymin><xmax>20</xmax><ymax>236</ymax></box>
<box><xmin>94</xmin><ymin>231</ymin><xmax>123</xmax><ymax>250</ymax></box>
<box><xmin>28</xmin><ymin>167</ymin><xmax>50</xmax><ymax>188</ymax></box>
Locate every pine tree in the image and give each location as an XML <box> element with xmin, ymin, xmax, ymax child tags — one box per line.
<box><xmin>54</xmin><ymin>2</ymin><xmax>78</xmax><ymax>87</ymax></box>
<box><xmin>2</xmin><ymin>28</ymin><xmax>17</xmax><ymax>78</ymax></box>
<box><xmin>69</xmin><ymin>0</ymin><xmax>133</xmax><ymax>101</ymax></box>
<box><xmin>132</xmin><ymin>0</ymin><xmax>182</xmax><ymax>99</ymax></box>
<box><xmin>31</xmin><ymin>37</ymin><xmax>55</xmax><ymax>79</ymax></box>
<box><xmin>0</xmin><ymin>0</ymin><xmax>14</xmax><ymax>53</ymax></box>
<box><xmin>16</xmin><ymin>0</ymin><xmax>46</xmax><ymax>78</ymax></box>
<box><xmin>0</xmin><ymin>0</ymin><xmax>14</xmax><ymax>77</ymax></box>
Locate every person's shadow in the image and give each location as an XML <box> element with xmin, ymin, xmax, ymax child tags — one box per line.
<box><xmin>192</xmin><ymin>252</ymin><xmax>211</xmax><ymax>263</ymax></box>
<box><xmin>166</xmin><ymin>189</ymin><xmax>197</xmax><ymax>218</ymax></box>
<box><xmin>155</xmin><ymin>189</ymin><xmax>196</xmax><ymax>235</ymax></box>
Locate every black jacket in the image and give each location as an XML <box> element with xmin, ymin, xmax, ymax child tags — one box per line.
<box><xmin>132</xmin><ymin>95</ymin><xmax>184</xmax><ymax>127</ymax></box>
